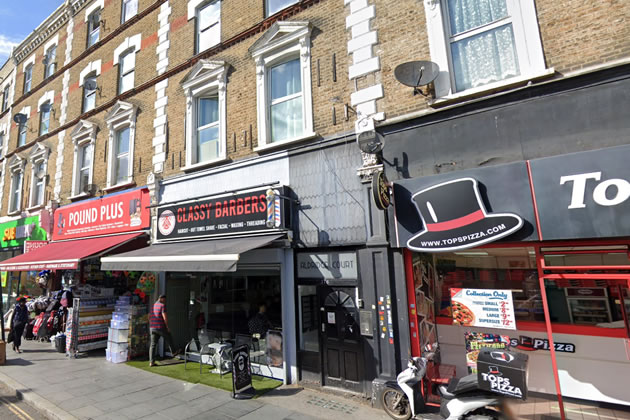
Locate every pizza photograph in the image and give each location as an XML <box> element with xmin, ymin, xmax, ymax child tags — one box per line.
<box><xmin>452</xmin><ymin>300</ymin><xmax>475</xmax><ymax>326</ymax></box>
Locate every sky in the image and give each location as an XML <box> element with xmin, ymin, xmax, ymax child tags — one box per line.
<box><xmin>0</xmin><ymin>0</ymin><xmax>64</xmax><ymax>68</ymax></box>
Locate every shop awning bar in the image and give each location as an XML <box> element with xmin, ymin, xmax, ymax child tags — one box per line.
<box><xmin>100</xmin><ymin>233</ymin><xmax>284</xmax><ymax>272</ymax></box>
<box><xmin>0</xmin><ymin>232</ymin><xmax>146</xmax><ymax>271</ymax></box>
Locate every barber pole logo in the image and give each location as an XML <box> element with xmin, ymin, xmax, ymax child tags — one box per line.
<box><xmin>158</xmin><ymin>210</ymin><xmax>176</xmax><ymax>236</ymax></box>
<box><xmin>266</xmin><ymin>189</ymin><xmax>281</xmax><ymax>228</ymax></box>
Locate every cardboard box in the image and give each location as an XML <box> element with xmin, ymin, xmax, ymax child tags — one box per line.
<box><xmin>477</xmin><ymin>348</ymin><xmax>528</xmax><ymax>399</ymax></box>
<box><xmin>0</xmin><ymin>341</ymin><xmax>6</xmax><ymax>365</ymax></box>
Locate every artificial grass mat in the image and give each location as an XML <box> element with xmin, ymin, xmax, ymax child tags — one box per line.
<box><xmin>126</xmin><ymin>359</ymin><xmax>282</xmax><ymax>397</ymax></box>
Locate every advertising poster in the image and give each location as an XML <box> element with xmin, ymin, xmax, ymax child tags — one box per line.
<box><xmin>464</xmin><ymin>331</ymin><xmax>510</xmax><ymax>373</ymax></box>
<box><xmin>451</xmin><ymin>288</ymin><xmax>516</xmax><ymax>330</ymax></box>
<box><xmin>412</xmin><ymin>254</ymin><xmax>438</xmax><ymax>350</ymax></box>
<box><xmin>0</xmin><ymin>216</ymin><xmax>47</xmax><ymax>248</ymax></box>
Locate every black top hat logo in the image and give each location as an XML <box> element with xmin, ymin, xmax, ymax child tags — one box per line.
<box><xmin>407</xmin><ymin>178</ymin><xmax>523</xmax><ymax>252</ymax></box>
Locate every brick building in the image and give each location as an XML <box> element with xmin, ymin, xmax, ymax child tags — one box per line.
<box><xmin>1</xmin><ymin>0</ymin><xmax>629</xmax><ymax>411</ymax></box>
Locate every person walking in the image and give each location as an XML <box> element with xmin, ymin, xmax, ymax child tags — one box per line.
<box><xmin>149</xmin><ymin>294</ymin><xmax>178</xmax><ymax>367</ymax></box>
<box><xmin>10</xmin><ymin>297</ymin><xmax>29</xmax><ymax>353</ymax></box>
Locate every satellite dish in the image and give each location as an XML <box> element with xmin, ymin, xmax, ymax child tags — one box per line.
<box><xmin>40</xmin><ymin>103</ymin><xmax>52</xmax><ymax>113</ymax></box>
<box><xmin>357</xmin><ymin>129</ymin><xmax>384</xmax><ymax>155</ymax></box>
<box><xmin>42</xmin><ymin>56</ymin><xmax>49</xmax><ymax>66</ymax></box>
<box><xmin>82</xmin><ymin>183</ymin><xmax>98</xmax><ymax>196</ymax></box>
<box><xmin>13</xmin><ymin>113</ymin><xmax>27</xmax><ymax>124</ymax></box>
<box><xmin>84</xmin><ymin>79</ymin><xmax>98</xmax><ymax>91</ymax></box>
<box><xmin>394</xmin><ymin>60</ymin><xmax>439</xmax><ymax>96</ymax></box>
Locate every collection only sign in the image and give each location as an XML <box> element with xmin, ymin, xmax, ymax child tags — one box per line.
<box><xmin>451</xmin><ymin>288</ymin><xmax>516</xmax><ymax>330</ymax></box>
<box><xmin>156</xmin><ymin>186</ymin><xmax>287</xmax><ymax>241</ymax></box>
<box><xmin>53</xmin><ymin>188</ymin><xmax>150</xmax><ymax>240</ymax></box>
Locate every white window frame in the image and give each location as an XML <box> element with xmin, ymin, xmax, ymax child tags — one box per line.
<box><xmin>70</xmin><ymin>120</ymin><xmax>98</xmax><ymax>198</ymax></box>
<box><xmin>265</xmin><ymin>0</ymin><xmax>298</xmax><ymax>17</ymax></box>
<box><xmin>28</xmin><ymin>144</ymin><xmax>50</xmax><ymax>209</ymax></box>
<box><xmin>104</xmin><ymin>101</ymin><xmax>137</xmax><ymax>189</ymax></box>
<box><xmin>43</xmin><ymin>34</ymin><xmax>59</xmax><ymax>79</ymax></box>
<box><xmin>181</xmin><ymin>60</ymin><xmax>228</xmax><ymax>170</ymax></box>
<box><xmin>37</xmin><ymin>90</ymin><xmax>55</xmax><ymax>136</ymax></box>
<box><xmin>79</xmin><ymin>60</ymin><xmax>102</xmax><ymax>113</ymax></box>
<box><xmin>113</xmin><ymin>34</ymin><xmax>141</xmax><ymax>94</ymax></box>
<box><xmin>424</xmin><ymin>0</ymin><xmax>550</xmax><ymax>101</ymax></box>
<box><xmin>16</xmin><ymin>106</ymin><xmax>30</xmax><ymax>147</ymax></box>
<box><xmin>250</xmin><ymin>21</ymin><xmax>314</xmax><ymax>150</ymax></box>
<box><xmin>2</xmin><ymin>81</ymin><xmax>11</xmax><ymax>112</ymax></box>
<box><xmin>0</xmin><ymin>130</ymin><xmax>5</xmax><ymax>159</ymax></box>
<box><xmin>86</xmin><ymin>7</ymin><xmax>102</xmax><ymax>48</ymax></box>
<box><xmin>188</xmin><ymin>0</ymin><xmax>221</xmax><ymax>54</ymax></box>
<box><xmin>122</xmin><ymin>0</ymin><xmax>138</xmax><ymax>23</ymax></box>
<box><xmin>23</xmin><ymin>64</ymin><xmax>33</xmax><ymax>94</ymax></box>
<box><xmin>8</xmin><ymin>156</ymin><xmax>25</xmax><ymax>215</ymax></box>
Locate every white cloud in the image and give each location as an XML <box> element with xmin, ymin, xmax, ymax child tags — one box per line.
<box><xmin>0</xmin><ymin>34</ymin><xmax>21</xmax><ymax>66</ymax></box>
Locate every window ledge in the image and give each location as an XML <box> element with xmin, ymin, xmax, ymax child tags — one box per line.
<box><xmin>7</xmin><ymin>210</ymin><xmax>22</xmax><ymax>217</ymax></box>
<box><xmin>181</xmin><ymin>157</ymin><xmax>230</xmax><ymax>173</ymax></box>
<box><xmin>103</xmin><ymin>181</ymin><xmax>136</xmax><ymax>193</ymax></box>
<box><xmin>254</xmin><ymin>131</ymin><xmax>318</xmax><ymax>153</ymax></box>
<box><xmin>429</xmin><ymin>68</ymin><xmax>556</xmax><ymax>108</ymax></box>
<box><xmin>26</xmin><ymin>204</ymin><xmax>45</xmax><ymax>212</ymax></box>
<box><xmin>69</xmin><ymin>193</ymin><xmax>90</xmax><ymax>201</ymax></box>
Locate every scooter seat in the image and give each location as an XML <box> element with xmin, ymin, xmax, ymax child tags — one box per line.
<box><xmin>438</xmin><ymin>385</ymin><xmax>455</xmax><ymax>399</ymax></box>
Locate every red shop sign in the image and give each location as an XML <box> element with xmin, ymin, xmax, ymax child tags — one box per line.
<box><xmin>53</xmin><ymin>188</ymin><xmax>150</xmax><ymax>240</ymax></box>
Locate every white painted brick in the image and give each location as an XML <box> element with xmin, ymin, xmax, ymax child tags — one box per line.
<box><xmin>348</xmin><ymin>31</ymin><xmax>377</xmax><ymax>53</ymax></box>
<box><xmin>351</xmin><ymin>20</ymin><xmax>370</xmax><ymax>38</ymax></box>
<box><xmin>152</xmin><ymin>152</ymin><xmax>166</xmax><ymax>165</ymax></box>
<box><xmin>373</xmin><ymin>112</ymin><xmax>385</xmax><ymax>121</ymax></box>
<box><xmin>155</xmin><ymin>88</ymin><xmax>166</xmax><ymax>99</ymax></box>
<box><xmin>351</xmin><ymin>84</ymin><xmax>383</xmax><ymax>106</ymax></box>
<box><xmin>158</xmin><ymin>50</ymin><xmax>168</xmax><ymax>61</ymax></box>
<box><xmin>156</xmin><ymin>40</ymin><xmax>170</xmax><ymax>54</ymax></box>
<box><xmin>154</xmin><ymin>162</ymin><xmax>164</xmax><ymax>173</ymax></box>
<box><xmin>353</xmin><ymin>45</ymin><xmax>373</xmax><ymax>64</ymax></box>
<box><xmin>355</xmin><ymin>116</ymin><xmax>375</xmax><ymax>133</ymax></box>
<box><xmin>356</xmin><ymin>101</ymin><xmax>376</xmax><ymax>117</ymax></box>
<box><xmin>344</xmin><ymin>0</ymin><xmax>353</xmax><ymax>4</ymax></box>
<box><xmin>350</xmin><ymin>0</ymin><xmax>368</xmax><ymax>14</ymax></box>
<box><xmin>154</xmin><ymin>96</ymin><xmax>168</xmax><ymax>109</ymax></box>
<box><xmin>156</xmin><ymin>107</ymin><xmax>165</xmax><ymax>117</ymax></box>
<box><xmin>155</xmin><ymin>143</ymin><xmax>164</xmax><ymax>154</ymax></box>
<box><xmin>160</xmin><ymin>2</ymin><xmax>171</xmax><ymax>13</ymax></box>
<box><xmin>155</xmin><ymin>126</ymin><xmax>165</xmax><ymax>137</ymax></box>
<box><xmin>159</xmin><ymin>33</ymin><xmax>168</xmax><ymax>44</ymax></box>
<box><xmin>345</xmin><ymin>5</ymin><xmax>374</xmax><ymax>28</ymax></box>
<box><xmin>156</xmin><ymin>58</ymin><xmax>169</xmax><ymax>71</ymax></box>
<box><xmin>155</xmin><ymin>79</ymin><xmax>168</xmax><ymax>91</ymax></box>
<box><xmin>152</xmin><ymin>134</ymin><xmax>167</xmax><ymax>146</ymax></box>
<box><xmin>158</xmin><ymin>25</ymin><xmax>170</xmax><ymax>37</ymax></box>
<box><xmin>153</xmin><ymin>115</ymin><xmax>167</xmax><ymax>128</ymax></box>
<box><xmin>158</xmin><ymin>10</ymin><xmax>171</xmax><ymax>22</ymax></box>
<box><xmin>349</xmin><ymin>56</ymin><xmax>380</xmax><ymax>79</ymax></box>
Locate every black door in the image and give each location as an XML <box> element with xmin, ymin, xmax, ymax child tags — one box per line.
<box><xmin>319</xmin><ymin>286</ymin><xmax>363</xmax><ymax>392</ymax></box>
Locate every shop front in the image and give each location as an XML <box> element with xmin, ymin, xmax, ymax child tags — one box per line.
<box><xmin>0</xmin><ymin>214</ymin><xmax>51</xmax><ymax>313</ymax></box>
<box><xmin>391</xmin><ymin>148</ymin><xmax>630</xmax><ymax>408</ymax></box>
<box><xmin>101</xmin><ymin>179</ymin><xmax>294</xmax><ymax>382</ymax></box>
<box><xmin>0</xmin><ymin>187</ymin><xmax>151</xmax><ymax>353</ymax></box>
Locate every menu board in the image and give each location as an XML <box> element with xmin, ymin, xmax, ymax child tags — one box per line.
<box><xmin>451</xmin><ymin>288</ymin><xmax>516</xmax><ymax>330</ymax></box>
<box><xmin>464</xmin><ymin>331</ymin><xmax>510</xmax><ymax>373</ymax></box>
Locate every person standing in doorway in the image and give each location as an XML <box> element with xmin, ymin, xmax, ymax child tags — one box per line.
<box><xmin>10</xmin><ymin>297</ymin><xmax>29</xmax><ymax>353</ymax></box>
<box><xmin>149</xmin><ymin>294</ymin><xmax>179</xmax><ymax>367</ymax></box>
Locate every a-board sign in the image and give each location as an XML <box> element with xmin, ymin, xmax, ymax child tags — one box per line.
<box><xmin>231</xmin><ymin>344</ymin><xmax>255</xmax><ymax>399</ymax></box>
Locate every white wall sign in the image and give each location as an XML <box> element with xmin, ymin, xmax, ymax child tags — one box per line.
<box><xmin>297</xmin><ymin>252</ymin><xmax>358</xmax><ymax>280</ymax></box>
<box><xmin>451</xmin><ymin>288</ymin><xmax>516</xmax><ymax>330</ymax></box>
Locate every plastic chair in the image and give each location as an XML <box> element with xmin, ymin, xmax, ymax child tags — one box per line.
<box><xmin>184</xmin><ymin>329</ymin><xmax>215</xmax><ymax>373</ymax></box>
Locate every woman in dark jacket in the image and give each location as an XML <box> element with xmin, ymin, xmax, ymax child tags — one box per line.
<box><xmin>10</xmin><ymin>297</ymin><xmax>29</xmax><ymax>353</ymax></box>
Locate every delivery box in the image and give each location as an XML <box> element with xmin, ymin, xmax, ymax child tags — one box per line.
<box><xmin>476</xmin><ymin>348</ymin><xmax>528</xmax><ymax>399</ymax></box>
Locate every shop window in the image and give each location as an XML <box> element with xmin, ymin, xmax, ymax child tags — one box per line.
<box><xmin>8</xmin><ymin>156</ymin><xmax>25</xmax><ymax>214</ymax></box>
<box><xmin>181</xmin><ymin>60</ymin><xmax>227</xmax><ymax>169</ymax></box>
<box><xmin>70</xmin><ymin>120</ymin><xmax>97</xmax><ymax>197</ymax></box>
<box><xmin>87</xmin><ymin>8</ymin><xmax>101</xmax><ymax>47</ymax></box>
<box><xmin>44</xmin><ymin>44</ymin><xmax>57</xmax><ymax>78</ymax></box>
<box><xmin>188</xmin><ymin>0</ymin><xmax>221</xmax><ymax>54</ymax></box>
<box><xmin>250</xmin><ymin>21</ymin><xmax>314</xmax><ymax>149</ymax></box>
<box><xmin>23</xmin><ymin>64</ymin><xmax>33</xmax><ymax>94</ymax></box>
<box><xmin>105</xmin><ymin>101</ymin><xmax>137</xmax><ymax>189</ymax></box>
<box><xmin>28</xmin><ymin>144</ymin><xmax>50</xmax><ymax>209</ymax></box>
<box><xmin>122</xmin><ymin>0</ymin><xmax>138</xmax><ymax>23</ymax></box>
<box><xmin>298</xmin><ymin>285</ymin><xmax>319</xmax><ymax>352</ymax></box>
<box><xmin>113</xmin><ymin>34</ymin><xmax>141</xmax><ymax>95</ymax></box>
<box><xmin>2</xmin><ymin>83</ymin><xmax>10</xmax><ymax>112</ymax></box>
<box><xmin>424</xmin><ymin>0</ymin><xmax>547</xmax><ymax>98</ymax></box>
<box><xmin>266</xmin><ymin>0</ymin><xmax>298</xmax><ymax>17</ymax></box>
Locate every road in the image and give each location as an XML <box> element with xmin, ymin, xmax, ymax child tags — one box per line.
<box><xmin>0</xmin><ymin>382</ymin><xmax>48</xmax><ymax>420</ymax></box>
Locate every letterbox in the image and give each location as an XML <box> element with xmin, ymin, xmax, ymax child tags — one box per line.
<box><xmin>476</xmin><ymin>348</ymin><xmax>528</xmax><ymax>399</ymax></box>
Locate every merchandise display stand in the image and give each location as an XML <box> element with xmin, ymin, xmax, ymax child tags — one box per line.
<box><xmin>66</xmin><ymin>296</ymin><xmax>115</xmax><ymax>357</ymax></box>
<box><xmin>107</xmin><ymin>297</ymin><xmax>148</xmax><ymax>363</ymax></box>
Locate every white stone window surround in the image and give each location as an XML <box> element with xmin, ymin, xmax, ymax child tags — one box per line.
<box><xmin>424</xmin><ymin>0</ymin><xmax>549</xmax><ymax>101</ymax></box>
<box><xmin>37</xmin><ymin>90</ymin><xmax>55</xmax><ymax>111</ymax></box>
<box><xmin>70</xmin><ymin>120</ymin><xmax>97</xmax><ymax>198</ymax></box>
<box><xmin>1</xmin><ymin>80</ymin><xmax>12</xmax><ymax>112</ymax></box>
<box><xmin>114</xmin><ymin>34</ymin><xmax>142</xmax><ymax>94</ymax></box>
<box><xmin>84</xmin><ymin>0</ymin><xmax>105</xmax><ymax>22</ymax></box>
<box><xmin>79</xmin><ymin>60</ymin><xmax>102</xmax><ymax>86</ymax></box>
<box><xmin>181</xmin><ymin>60</ymin><xmax>228</xmax><ymax>171</ymax></box>
<box><xmin>17</xmin><ymin>106</ymin><xmax>31</xmax><ymax>147</ymax></box>
<box><xmin>22</xmin><ymin>54</ymin><xmax>36</xmax><ymax>72</ymax></box>
<box><xmin>250</xmin><ymin>21</ymin><xmax>315</xmax><ymax>151</ymax></box>
<box><xmin>188</xmin><ymin>0</ymin><xmax>221</xmax><ymax>54</ymax></box>
<box><xmin>27</xmin><ymin>144</ymin><xmax>50</xmax><ymax>209</ymax></box>
<box><xmin>43</xmin><ymin>34</ymin><xmax>60</xmax><ymax>78</ymax></box>
<box><xmin>122</xmin><ymin>0</ymin><xmax>139</xmax><ymax>23</ymax></box>
<box><xmin>104</xmin><ymin>101</ymin><xmax>138</xmax><ymax>189</ymax></box>
<box><xmin>8</xmin><ymin>155</ymin><xmax>25</xmax><ymax>215</ymax></box>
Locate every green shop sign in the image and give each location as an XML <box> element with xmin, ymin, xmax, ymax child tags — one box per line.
<box><xmin>0</xmin><ymin>216</ymin><xmax>48</xmax><ymax>249</ymax></box>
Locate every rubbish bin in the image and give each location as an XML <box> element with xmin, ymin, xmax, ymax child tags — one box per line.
<box><xmin>55</xmin><ymin>334</ymin><xmax>66</xmax><ymax>353</ymax></box>
<box><xmin>476</xmin><ymin>348</ymin><xmax>528</xmax><ymax>399</ymax></box>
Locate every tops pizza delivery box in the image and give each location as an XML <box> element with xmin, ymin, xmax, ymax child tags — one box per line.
<box><xmin>477</xmin><ymin>348</ymin><xmax>528</xmax><ymax>399</ymax></box>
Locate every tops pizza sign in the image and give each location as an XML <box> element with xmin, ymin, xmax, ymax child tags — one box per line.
<box><xmin>53</xmin><ymin>188</ymin><xmax>150</xmax><ymax>240</ymax></box>
<box><xmin>156</xmin><ymin>186</ymin><xmax>287</xmax><ymax>241</ymax></box>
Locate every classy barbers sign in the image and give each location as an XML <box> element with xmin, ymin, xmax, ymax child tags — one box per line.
<box><xmin>156</xmin><ymin>186</ymin><xmax>287</xmax><ymax>240</ymax></box>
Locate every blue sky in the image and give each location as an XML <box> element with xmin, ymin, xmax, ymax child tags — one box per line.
<box><xmin>0</xmin><ymin>1</ymin><xmax>64</xmax><ymax>67</ymax></box>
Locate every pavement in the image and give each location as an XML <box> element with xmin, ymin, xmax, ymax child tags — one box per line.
<box><xmin>0</xmin><ymin>339</ymin><xmax>391</xmax><ymax>420</ymax></box>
